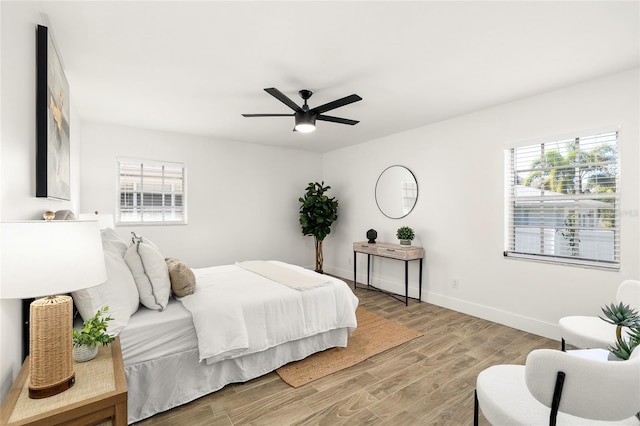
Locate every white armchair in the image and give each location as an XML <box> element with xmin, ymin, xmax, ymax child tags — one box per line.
<box><xmin>474</xmin><ymin>348</ymin><xmax>640</xmax><ymax>425</ymax></box>
<box><xmin>559</xmin><ymin>279</ymin><xmax>640</xmax><ymax>351</ymax></box>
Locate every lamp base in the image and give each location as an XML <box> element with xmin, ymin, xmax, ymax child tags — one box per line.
<box><xmin>29</xmin><ymin>295</ymin><xmax>75</xmax><ymax>399</ymax></box>
<box><xmin>29</xmin><ymin>373</ymin><xmax>75</xmax><ymax>399</ymax></box>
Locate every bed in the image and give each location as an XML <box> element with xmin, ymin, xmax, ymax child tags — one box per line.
<box><xmin>71</xmin><ymin>229</ymin><xmax>359</xmax><ymax>424</ymax></box>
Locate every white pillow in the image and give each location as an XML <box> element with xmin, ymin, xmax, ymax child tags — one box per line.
<box><xmin>124</xmin><ymin>235</ymin><xmax>171</xmax><ymax>311</ymax></box>
<box><xmin>100</xmin><ymin>228</ymin><xmax>128</xmax><ymax>257</ymax></box>
<box><xmin>72</xmin><ymin>241</ymin><xmax>140</xmax><ymax>336</ymax></box>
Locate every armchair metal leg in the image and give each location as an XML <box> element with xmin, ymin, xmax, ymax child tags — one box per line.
<box><xmin>474</xmin><ymin>389</ymin><xmax>479</xmax><ymax>426</ymax></box>
<box><xmin>550</xmin><ymin>371</ymin><xmax>566</xmax><ymax>426</ymax></box>
<box><xmin>561</xmin><ymin>338</ymin><xmax>566</xmax><ymax>351</ymax></box>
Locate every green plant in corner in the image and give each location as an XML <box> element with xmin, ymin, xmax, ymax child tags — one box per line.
<box><xmin>299</xmin><ymin>181</ymin><xmax>339</xmax><ymax>274</ymax></box>
<box><xmin>396</xmin><ymin>226</ymin><xmax>415</xmax><ymax>242</ymax></box>
<box><xmin>599</xmin><ymin>302</ymin><xmax>640</xmax><ymax>360</ymax></box>
<box><xmin>72</xmin><ymin>306</ymin><xmax>115</xmax><ymax>348</ymax></box>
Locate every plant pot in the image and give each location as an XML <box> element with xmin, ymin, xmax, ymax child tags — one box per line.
<box><xmin>73</xmin><ymin>344</ymin><xmax>99</xmax><ymax>362</ymax></box>
<box><xmin>399</xmin><ymin>239</ymin><xmax>411</xmax><ymax>246</ymax></box>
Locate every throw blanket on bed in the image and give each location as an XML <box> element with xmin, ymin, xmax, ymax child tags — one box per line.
<box><xmin>236</xmin><ymin>260</ymin><xmax>332</xmax><ymax>291</ymax></box>
<box><xmin>177</xmin><ymin>261</ymin><xmax>358</xmax><ymax>364</ymax></box>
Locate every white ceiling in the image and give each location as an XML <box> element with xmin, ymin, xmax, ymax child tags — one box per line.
<box><xmin>36</xmin><ymin>1</ymin><xmax>639</xmax><ymax>153</ymax></box>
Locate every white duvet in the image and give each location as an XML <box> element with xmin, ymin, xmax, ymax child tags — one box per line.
<box><xmin>177</xmin><ymin>261</ymin><xmax>359</xmax><ymax>364</ymax></box>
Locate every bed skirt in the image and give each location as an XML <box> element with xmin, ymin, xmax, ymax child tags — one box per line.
<box><xmin>125</xmin><ymin>327</ymin><xmax>349</xmax><ymax>424</ymax></box>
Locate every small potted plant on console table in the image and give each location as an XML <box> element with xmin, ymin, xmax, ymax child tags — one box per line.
<box><xmin>396</xmin><ymin>226</ymin><xmax>415</xmax><ymax>246</ymax></box>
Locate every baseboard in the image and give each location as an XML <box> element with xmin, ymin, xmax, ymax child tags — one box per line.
<box><xmin>324</xmin><ymin>265</ymin><xmax>561</xmax><ymax>342</ymax></box>
<box><xmin>424</xmin><ymin>291</ymin><xmax>560</xmax><ymax>341</ymax></box>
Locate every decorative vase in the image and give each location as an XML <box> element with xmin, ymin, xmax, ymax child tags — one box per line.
<box><xmin>400</xmin><ymin>239</ymin><xmax>411</xmax><ymax>246</ymax></box>
<box><xmin>73</xmin><ymin>344</ymin><xmax>98</xmax><ymax>362</ymax></box>
<box><xmin>366</xmin><ymin>229</ymin><xmax>377</xmax><ymax>244</ymax></box>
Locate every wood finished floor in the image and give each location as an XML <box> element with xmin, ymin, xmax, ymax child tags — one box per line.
<box><xmin>135</xmin><ymin>282</ymin><xmax>559</xmax><ymax>425</ymax></box>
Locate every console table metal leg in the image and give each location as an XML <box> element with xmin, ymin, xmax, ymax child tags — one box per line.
<box><xmin>404</xmin><ymin>260</ymin><xmax>409</xmax><ymax>306</ymax></box>
<box><xmin>367</xmin><ymin>254</ymin><xmax>371</xmax><ymax>287</ymax></box>
<box><xmin>419</xmin><ymin>258</ymin><xmax>423</xmax><ymax>302</ymax></box>
<box><xmin>353</xmin><ymin>251</ymin><xmax>357</xmax><ymax>290</ymax></box>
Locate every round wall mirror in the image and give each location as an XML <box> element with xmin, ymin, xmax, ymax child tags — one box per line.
<box><xmin>375</xmin><ymin>165</ymin><xmax>418</xmax><ymax>219</ymax></box>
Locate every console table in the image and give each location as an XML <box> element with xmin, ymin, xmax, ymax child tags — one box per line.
<box><xmin>353</xmin><ymin>241</ymin><xmax>424</xmax><ymax>305</ymax></box>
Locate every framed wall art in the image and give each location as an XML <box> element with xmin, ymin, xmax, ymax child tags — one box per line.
<box><xmin>36</xmin><ymin>24</ymin><xmax>70</xmax><ymax>200</ymax></box>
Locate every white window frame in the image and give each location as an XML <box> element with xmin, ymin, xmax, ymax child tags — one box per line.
<box><xmin>116</xmin><ymin>158</ymin><xmax>187</xmax><ymax>225</ymax></box>
<box><xmin>504</xmin><ymin>129</ymin><xmax>620</xmax><ymax>270</ymax></box>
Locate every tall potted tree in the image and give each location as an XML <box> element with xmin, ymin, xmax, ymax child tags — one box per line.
<box><xmin>299</xmin><ymin>181</ymin><xmax>339</xmax><ymax>273</ymax></box>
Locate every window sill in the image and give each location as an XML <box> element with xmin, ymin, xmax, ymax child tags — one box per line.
<box><xmin>116</xmin><ymin>222</ymin><xmax>187</xmax><ymax>227</ymax></box>
<box><xmin>503</xmin><ymin>251</ymin><xmax>620</xmax><ymax>271</ymax></box>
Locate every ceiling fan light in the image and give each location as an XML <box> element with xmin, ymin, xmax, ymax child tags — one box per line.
<box><xmin>294</xmin><ymin>111</ymin><xmax>316</xmax><ymax>133</ymax></box>
<box><xmin>295</xmin><ymin>123</ymin><xmax>316</xmax><ymax>133</ymax></box>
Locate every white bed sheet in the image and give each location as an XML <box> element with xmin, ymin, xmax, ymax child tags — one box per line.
<box><xmin>119</xmin><ymin>298</ymin><xmax>197</xmax><ymax>366</ymax></box>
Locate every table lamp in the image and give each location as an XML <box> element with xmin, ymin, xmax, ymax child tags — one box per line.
<box><xmin>0</xmin><ymin>220</ymin><xmax>107</xmax><ymax>398</ymax></box>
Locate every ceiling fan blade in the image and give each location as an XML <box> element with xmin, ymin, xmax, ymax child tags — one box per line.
<box><xmin>311</xmin><ymin>94</ymin><xmax>362</xmax><ymax>114</ymax></box>
<box><xmin>264</xmin><ymin>88</ymin><xmax>301</xmax><ymax>112</ymax></box>
<box><xmin>316</xmin><ymin>115</ymin><xmax>359</xmax><ymax>125</ymax></box>
<box><xmin>242</xmin><ymin>113</ymin><xmax>294</xmax><ymax>117</ymax></box>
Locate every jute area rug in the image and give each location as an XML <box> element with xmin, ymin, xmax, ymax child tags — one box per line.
<box><xmin>276</xmin><ymin>307</ymin><xmax>423</xmax><ymax>388</ymax></box>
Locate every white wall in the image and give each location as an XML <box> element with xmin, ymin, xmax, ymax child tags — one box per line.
<box><xmin>0</xmin><ymin>1</ymin><xmax>81</xmax><ymax>401</ymax></box>
<box><xmin>79</xmin><ymin>122</ymin><xmax>322</xmax><ymax>269</ymax></box>
<box><xmin>323</xmin><ymin>68</ymin><xmax>640</xmax><ymax>340</ymax></box>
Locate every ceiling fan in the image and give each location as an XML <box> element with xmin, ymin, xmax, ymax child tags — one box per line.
<box><xmin>242</xmin><ymin>88</ymin><xmax>362</xmax><ymax>133</ymax></box>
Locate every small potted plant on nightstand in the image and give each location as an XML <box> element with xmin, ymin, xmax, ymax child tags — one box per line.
<box><xmin>72</xmin><ymin>306</ymin><xmax>115</xmax><ymax>362</ymax></box>
<box><xmin>396</xmin><ymin>226</ymin><xmax>415</xmax><ymax>246</ymax></box>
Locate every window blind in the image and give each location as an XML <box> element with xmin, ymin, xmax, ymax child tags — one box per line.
<box><xmin>505</xmin><ymin>131</ymin><xmax>619</xmax><ymax>269</ymax></box>
<box><xmin>117</xmin><ymin>159</ymin><xmax>186</xmax><ymax>224</ymax></box>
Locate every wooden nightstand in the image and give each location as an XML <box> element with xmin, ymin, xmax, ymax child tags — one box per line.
<box><xmin>1</xmin><ymin>338</ymin><xmax>127</xmax><ymax>426</ymax></box>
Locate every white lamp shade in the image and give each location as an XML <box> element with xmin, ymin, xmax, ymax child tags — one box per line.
<box><xmin>0</xmin><ymin>221</ymin><xmax>107</xmax><ymax>299</ymax></box>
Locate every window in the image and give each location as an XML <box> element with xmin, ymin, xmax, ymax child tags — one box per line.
<box><xmin>402</xmin><ymin>179</ymin><xmax>418</xmax><ymax>216</ymax></box>
<box><xmin>117</xmin><ymin>158</ymin><xmax>186</xmax><ymax>225</ymax></box>
<box><xmin>505</xmin><ymin>130</ymin><xmax>619</xmax><ymax>269</ymax></box>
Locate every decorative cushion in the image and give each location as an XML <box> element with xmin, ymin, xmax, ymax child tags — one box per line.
<box><xmin>100</xmin><ymin>228</ymin><xmax>128</xmax><ymax>257</ymax></box>
<box><xmin>165</xmin><ymin>258</ymin><xmax>196</xmax><ymax>297</ymax></box>
<box><xmin>124</xmin><ymin>234</ymin><xmax>171</xmax><ymax>310</ymax></box>
<box><xmin>72</xmin><ymin>239</ymin><xmax>139</xmax><ymax>336</ymax></box>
